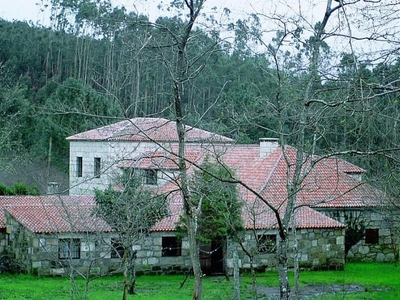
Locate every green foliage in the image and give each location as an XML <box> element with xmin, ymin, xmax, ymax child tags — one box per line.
<box><xmin>0</xmin><ymin>184</ymin><xmax>13</xmax><ymax>196</ymax></box>
<box><xmin>177</xmin><ymin>159</ymin><xmax>244</xmax><ymax>243</ymax></box>
<box><xmin>0</xmin><ymin>248</ymin><xmax>26</xmax><ymax>274</ymax></box>
<box><xmin>94</xmin><ymin>175</ymin><xmax>167</xmax><ymax>239</ymax></box>
<box><xmin>0</xmin><ymin>12</ymin><xmax>400</xmax><ymax>185</ymax></box>
<box><xmin>0</xmin><ymin>182</ymin><xmax>40</xmax><ymax>195</ymax></box>
<box><xmin>32</xmin><ymin>77</ymin><xmax>122</xmax><ymax>170</ymax></box>
<box><xmin>0</xmin><ymin>82</ymin><xmax>31</xmax><ymax>153</ymax></box>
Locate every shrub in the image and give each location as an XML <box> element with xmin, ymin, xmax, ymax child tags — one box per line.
<box><xmin>0</xmin><ymin>183</ymin><xmax>13</xmax><ymax>195</ymax></box>
<box><xmin>0</xmin><ymin>182</ymin><xmax>40</xmax><ymax>195</ymax></box>
<box><xmin>0</xmin><ymin>248</ymin><xmax>25</xmax><ymax>274</ymax></box>
<box><xmin>12</xmin><ymin>182</ymin><xmax>29</xmax><ymax>195</ymax></box>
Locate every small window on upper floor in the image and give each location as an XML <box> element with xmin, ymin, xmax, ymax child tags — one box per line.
<box><xmin>144</xmin><ymin>169</ymin><xmax>157</xmax><ymax>185</ymax></box>
<box><xmin>77</xmin><ymin>157</ymin><xmax>83</xmax><ymax>177</ymax></box>
<box><xmin>365</xmin><ymin>228</ymin><xmax>379</xmax><ymax>244</ymax></box>
<box><xmin>94</xmin><ymin>157</ymin><xmax>101</xmax><ymax>178</ymax></box>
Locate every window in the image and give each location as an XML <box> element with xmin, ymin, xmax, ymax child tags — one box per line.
<box><xmin>76</xmin><ymin>157</ymin><xmax>83</xmax><ymax>177</ymax></box>
<box><xmin>111</xmin><ymin>239</ymin><xmax>125</xmax><ymax>259</ymax></box>
<box><xmin>59</xmin><ymin>239</ymin><xmax>80</xmax><ymax>259</ymax></box>
<box><xmin>94</xmin><ymin>157</ymin><xmax>101</xmax><ymax>178</ymax></box>
<box><xmin>144</xmin><ymin>169</ymin><xmax>157</xmax><ymax>185</ymax></box>
<box><xmin>257</xmin><ymin>234</ymin><xmax>277</xmax><ymax>253</ymax></box>
<box><xmin>365</xmin><ymin>229</ymin><xmax>379</xmax><ymax>244</ymax></box>
<box><xmin>162</xmin><ymin>237</ymin><xmax>181</xmax><ymax>257</ymax></box>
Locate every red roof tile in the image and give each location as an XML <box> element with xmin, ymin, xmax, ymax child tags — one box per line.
<box><xmin>2</xmin><ymin>133</ymin><xmax>384</xmax><ymax>233</ymax></box>
<box><xmin>118</xmin><ymin>149</ymin><xmax>203</xmax><ymax>170</ymax></box>
<box><xmin>0</xmin><ymin>196</ymin><xmax>107</xmax><ymax>233</ymax></box>
<box><xmin>5</xmin><ymin>205</ymin><xmax>111</xmax><ymax>234</ymax></box>
<box><xmin>67</xmin><ymin>117</ymin><xmax>234</xmax><ymax>143</ymax></box>
<box><xmin>150</xmin><ymin>144</ymin><xmax>367</xmax><ymax>231</ymax></box>
<box><xmin>151</xmin><ymin>190</ymin><xmax>183</xmax><ymax>232</ymax></box>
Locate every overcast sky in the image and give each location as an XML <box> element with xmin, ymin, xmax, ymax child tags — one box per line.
<box><xmin>0</xmin><ymin>0</ymin><xmax>43</xmax><ymax>23</ymax></box>
<box><xmin>0</xmin><ymin>0</ymin><xmax>338</xmax><ymax>53</ymax></box>
<box><xmin>0</xmin><ymin>0</ymin><xmax>268</xmax><ymax>25</ymax></box>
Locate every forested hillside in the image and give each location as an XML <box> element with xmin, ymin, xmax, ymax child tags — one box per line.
<box><xmin>0</xmin><ymin>0</ymin><xmax>399</xmax><ymax>194</ymax></box>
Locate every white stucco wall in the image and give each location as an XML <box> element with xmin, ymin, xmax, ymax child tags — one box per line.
<box><xmin>69</xmin><ymin>140</ymin><xmax>174</xmax><ymax>195</ymax></box>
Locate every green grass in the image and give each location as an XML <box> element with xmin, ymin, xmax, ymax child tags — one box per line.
<box><xmin>0</xmin><ymin>263</ymin><xmax>399</xmax><ymax>299</ymax></box>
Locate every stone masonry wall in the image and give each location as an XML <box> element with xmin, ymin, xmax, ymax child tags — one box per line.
<box><xmin>346</xmin><ymin>210</ymin><xmax>397</xmax><ymax>262</ymax></box>
<box><xmin>226</xmin><ymin>228</ymin><xmax>345</xmax><ymax>273</ymax></box>
<box><xmin>134</xmin><ymin>232</ymin><xmax>192</xmax><ymax>275</ymax></box>
<box><xmin>319</xmin><ymin>208</ymin><xmax>398</xmax><ymax>263</ymax></box>
<box><xmin>4</xmin><ymin>211</ymin><xmax>123</xmax><ymax>275</ymax></box>
<box><xmin>4</xmin><ymin>214</ymin><xmax>345</xmax><ymax>276</ymax></box>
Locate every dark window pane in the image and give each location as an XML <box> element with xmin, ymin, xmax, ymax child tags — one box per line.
<box><xmin>162</xmin><ymin>237</ymin><xmax>181</xmax><ymax>257</ymax></box>
<box><xmin>59</xmin><ymin>239</ymin><xmax>80</xmax><ymax>259</ymax></box>
<box><xmin>144</xmin><ymin>169</ymin><xmax>157</xmax><ymax>185</ymax></box>
<box><xmin>111</xmin><ymin>239</ymin><xmax>125</xmax><ymax>258</ymax></box>
<box><xmin>94</xmin><ymin>157</ymin><xmax>101</xmax><ymax>178</ymax></box>
<box><xmin>77</xmin><ymin>157</ymin><xmax>83</xmax><ymax>177</ymax></box>
<box><xmin>365</xmin><ymin>229</ymin><xmax>379</xmax><ymax>244</ymax></box>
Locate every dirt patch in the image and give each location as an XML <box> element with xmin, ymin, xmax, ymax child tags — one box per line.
<box><xmin>254</xmin><ymin>284</ymin><xmax>366</xmax><ymax>299</ymax></box>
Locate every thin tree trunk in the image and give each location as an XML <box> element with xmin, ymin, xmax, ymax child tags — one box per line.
<box><xmin>128</xmin><ymin>250</ymin><xmax>137</xmax><ymax>295</ymax></box>
<box><xmin>293</xmin><ymin>218</ymin><xmax>300</xmax><ymax>300</ymax></box>
<box><xmin>233</xmin><ymin>248</ymin><xmax>241</xmax><ymax>300</ymax></box>
<box><xmin>188</xmin><ymin>216</ymin><xmax>202</xmax><ymax>300</ymax></box>
<box><xmin>238</xmin><ymin>241</ymin><xmax>256</xmax><ymax>300</ymax></box>
<box><xmin>174</xmin><ymin>80</ymin><xmax>202</xmax><ymax>299</ymax></box>
<box><xmin>122</xmin><ymin>248</ymin><xmax>128</xmax><ymax>300</ymax></box>
<box><xmin>278</xmin><ymin>235</ymin><xmax>290</xmax><ymax>300</ymax></box>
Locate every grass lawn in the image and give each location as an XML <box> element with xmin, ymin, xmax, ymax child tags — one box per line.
<box><xmin>0</xmin><ymin>263</ymin><xmax>399</xmax><ymax>299</ymax></box>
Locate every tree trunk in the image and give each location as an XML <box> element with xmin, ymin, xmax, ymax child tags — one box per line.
<box><xmin>233</xmin><ymin>248</ymin><xmax>241</xmax><ymax>300</ymax></box>
<box><xmin>187</xmin><ymin>215</ymin><xmax>202</xmax><ymax>300</ymax></box>
<box><xmin>278</xmin><ymin>235</ymin><xmax>290</xmax><ymax>300</ymax></box>
<box><xmin>293</xmin><ymin>224</ymin><xmax>300</xmax><ymax>300</ymax></box>
<box><xmin>171</xmin><ymin>1</ymin><xmax>206</xmax><ymax>298</ymax></box>
<box><xmin>122</xmin><ymin>247</ymin><xmax>128</xmax><ymax>300</ymax></box>
<box><xmin>128</xmin><ymin>250</ymin><xmax>137</xmax><ymax>295</ymax></box>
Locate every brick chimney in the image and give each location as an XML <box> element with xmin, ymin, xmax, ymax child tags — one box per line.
<box><xmin>259</xmin><ymin>138</ymin><xmax>279</xmax><ymax>158</ymax></box>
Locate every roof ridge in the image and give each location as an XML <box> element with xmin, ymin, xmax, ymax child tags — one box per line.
<box><xmin>258</xmin><ymin>149</ymin><xmax>283</xmax><ymax>195</ymax></box>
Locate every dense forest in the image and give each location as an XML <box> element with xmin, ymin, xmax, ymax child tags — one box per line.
<box><xmin>0</xmin><ymin>0</ymin><xmax>399</xmax><ymax>194</ymax></box>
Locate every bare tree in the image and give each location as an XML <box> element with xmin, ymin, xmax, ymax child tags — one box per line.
<box><xmin>222</xmin><ymin>1</ymin><xmax>400</xmax><ymax>299</ymax></box>
<box><xmin>94</xmin><ymin>173</ymin><xmax>167</xmax><ymax>299</ymax></box>
<box><xmin>148</xmin><ymin>1</ymin><xmax>225</xmax><ymax>299</ymax></box>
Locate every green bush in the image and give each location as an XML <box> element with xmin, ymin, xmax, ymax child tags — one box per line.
<box><xmin>0</xmin><ymin>183</ymin><xmax>13</xmax><ymax>195</ymax></box>
<box><xmin>0</xmin><ymin>249</ymin><xmax>25</xmax><ymax>274</ymax></box>
<box><xmin>12</xmin><ymin>182</ymin><xmax>29</xmax><ymax>195</ymax></box>
<box><xmin>0</xmin><ymin>182</ymin><xmax>40</xmax><ymax>195</ymax></box>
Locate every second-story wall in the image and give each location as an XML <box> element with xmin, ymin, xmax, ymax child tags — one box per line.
<box><xmin>69</xmin><ymin>140</ymin><xmax>174</xmax><ymax>195</ymax></box>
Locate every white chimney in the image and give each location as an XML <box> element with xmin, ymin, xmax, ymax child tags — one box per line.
<box><xmin>259</xmin><ymin>138</ymin><xmax>279</xmax><ymax>158</ymax></box>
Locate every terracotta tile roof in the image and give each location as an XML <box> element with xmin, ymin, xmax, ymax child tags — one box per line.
<box><xmin>2</xmin><ymin>129</ymin><xmax>384</xmax><ymax>234</ymax></box>
<box><xmin>242</xmin><ymin>202</ymin><xmax>345</xmax><ymax>229</ymax></box>
<box><xmin>0</xmin><ymin>196</ymin><xmax>110</xmax><ymax>233</ymax></box>
<box><xmin>293</xmin><ymin>206</ymin><xmax>345</xmax><ymax>228</ymax></box>
<box><xmin>150</xmin><ymin>143</ymin><xmax>363</xmax><ymax>231</ymax></box>
<box><xmin>5</xmin><ymin>205</ymin><xmax>111</xmax><ymax>234</ymax></box>
<box><xmin>320</xmin><ymin>157</ymin><xmax>366</xmax><ymax>174</ymax></box>
<box><xmin>151</xmin><ymin>190</ymin><xmax>183</xmax><ymax>232</ymax></box>
<box><xmin>118</xmin><ymin>149</ymin><xmax>203</xmax><ymax>170</ymax></box>
<box><xmin>67</xmin><ymin>117</ymin><xmax>234</xmax><ymax>143</ymax></box>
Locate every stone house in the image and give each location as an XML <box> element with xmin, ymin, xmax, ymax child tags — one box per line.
<box><xmin>0</xmin><ymin>196</ymin><xmax>118</xmax><ymax>275</ymax></box>
<box><xmin>0</xmin><ymin>117</ymin><xmax>395</xmax><ymax>275</ymax></box>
